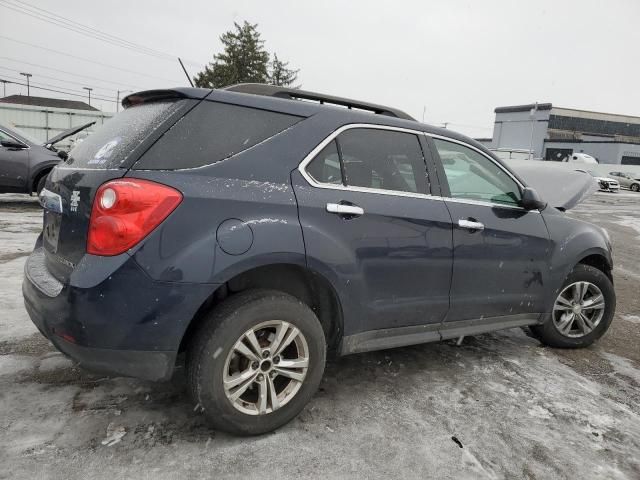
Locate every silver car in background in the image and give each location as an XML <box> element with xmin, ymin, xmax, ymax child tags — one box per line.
<box><xmin>609</xmin><ymin>171</ymin><xmax>640</xmax><ymax>192</ymax></box>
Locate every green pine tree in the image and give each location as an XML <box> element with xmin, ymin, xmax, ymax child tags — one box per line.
<box><xmin>194</xmin><ymin>21</ymin><xmax>300</xmax><ymax>89</ymax></box>
<box><xmin>268</xmin><ymin>53</ymin><xmax>299</xmax><ymax>87</ymax></box>
<box><xmin>194</xmin><ymin>21</ymin><xmax>269</xmax><ymax>88</ymax></box>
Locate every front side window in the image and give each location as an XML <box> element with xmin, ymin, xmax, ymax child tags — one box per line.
<box><xmin>305</xmin><ymin>128</ymin><xmax>429</xmax><ymax>195</ymax></box>
<box><xmin>434</xmin><ymin>138</ymin><xmax>522</xmax><ymax>206</ymax></box>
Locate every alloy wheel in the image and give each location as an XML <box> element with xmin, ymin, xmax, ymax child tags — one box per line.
<box><xmin>552</xmin><ymin>281</ymin><xmax>605</xmax><ymax>338</ymax></box>
<box><xmin>223</xmin><ymin>320</ymin><xmax>309</xmax><ymax>415</ymax></box>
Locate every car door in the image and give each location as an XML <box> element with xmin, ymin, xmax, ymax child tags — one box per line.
<box><xmin>429</xmin><ymin>136</ymin><xmax>551</xmax><ymax>323</ymax></box>
<box><xmin>292</xmin><ymin>125</ymin><xmax>453</xmax><ymax>338</ymax></box>
<box><xmin>0</xmin><ymin>129</ymin><xmax>30</xmax><ymax>191</ymax></box>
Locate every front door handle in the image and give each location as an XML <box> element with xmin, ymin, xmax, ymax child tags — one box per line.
<box><xmin>326</xmin><ymin>203</ymin><xmax>364</xmax><ymax>216</ymax></box>
<box><xmin>458</xmin><ymin>219</ymin><xmax>485</xmax><ymax>231</ymax></box>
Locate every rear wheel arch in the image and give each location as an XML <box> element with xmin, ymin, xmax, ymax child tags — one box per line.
<box><xmin>32</xmin><ymin>167</ymin><xmax>53</xmax><ymax>194</ymax></box>
<box><xmin>178</xmin><ymin>263</ymin><xmax>344</xmax><ymax>356</ymax></box>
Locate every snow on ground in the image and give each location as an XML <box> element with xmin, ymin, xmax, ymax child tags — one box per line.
<box><xmin>0</xmin><ymin>192</ymin><xmax>639</xmax><ymax>479</ymax></box>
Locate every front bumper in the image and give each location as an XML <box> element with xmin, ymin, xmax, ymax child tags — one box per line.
<box><xmin>22</xmin><ymin>246</ymin><xmax>215</xmax><ymax>381</ymax></box>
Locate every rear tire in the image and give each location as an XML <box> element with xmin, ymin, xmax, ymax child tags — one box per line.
<box><xmin>186</xmin><ymin>289</ymin><xmax>326</xmax><ymax>435</ymax></box>
<box><xmin>35</xmin><ymin>174</ymin><xmax>48</xmax><ymax>196</ymax></box>
<box><xmin>530</xmin><ymin>264</ymin><xmax>615</xmax><ymax>348</ymax></box>
<box><xmin>631</xmin><ymin>183</ymin><xmax>640</xmax><ymax>192</ymax></box>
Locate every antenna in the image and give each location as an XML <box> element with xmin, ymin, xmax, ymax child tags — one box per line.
<box><xmin>178</xmin><ymin>58</ymin><xmax>194</xmax><ymax>87</ymax></box>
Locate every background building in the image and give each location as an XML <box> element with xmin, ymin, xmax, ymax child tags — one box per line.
<box><xmin>480</xmin><ymin>103</ymin><xmax>640</xmax><ymax>165</ymax></box>
<box><xmin>0</xmin><ymin>95</ymin><xmax>112</xmax><ymax>150</ymax></box>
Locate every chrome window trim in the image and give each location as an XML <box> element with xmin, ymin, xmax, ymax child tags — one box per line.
<box><xmin>426</xmin><ymin>134</ymin><xmax>540</xmax><ymax>211</ymax></box>
<box><xmin>297</xmin><ymin>123</ymin><xmax>539</xmax><ymax>212</ymax></box>
<box><xmin>297</xmin><ymin>123</ymin><xmax>442</xmax><ymax>202</ymax></box>
<box><xmin>444</xmin><ymin>196</ymin><xmax>537</xmax><ymax>212</ymax></box>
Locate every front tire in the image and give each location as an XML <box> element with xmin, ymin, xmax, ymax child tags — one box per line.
<box><xmin>530</xmin><ymin>264</ymin><xmax>615</xmax><ymax>348</ymax></box>
<box><xmin>631</xmin><ymin>183</ymin><xmax>640</xmax><ymax>192</ymax></box>
<box><xmin>187</xmin><ymin>289</ymin><xmax>326</xmax><ymax>435</ymax></box>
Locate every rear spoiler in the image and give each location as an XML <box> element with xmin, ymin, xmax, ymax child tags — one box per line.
<box><xmin>122</xmin><ymin>88</ymin><xmax>210</xmax><ymax>109</ymax></box>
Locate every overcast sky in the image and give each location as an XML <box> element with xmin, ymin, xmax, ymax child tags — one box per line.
<box><xmin>1</xmin><ymin>0</ymin><xmax>639</xmax><ymax>138</ymax></box>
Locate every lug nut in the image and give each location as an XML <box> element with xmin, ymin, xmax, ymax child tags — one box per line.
<box><xmin>251</xmin><ymin>362</ymin><xmax>259</xmax><ymax>370</ymax></box>
<box><xmin>262</xmin><ymin>350</ymin><xmax>270</xmax><ymax>358</ymax></box>
<box><xmin>273</xmin><ymin>356</ymin><xmax>280</xmax><ymax>364</ymax></box>
<box><xmin>257</xmin><ymin>374</ymin><xmax>264</xmax><ymax>381</ymax></box>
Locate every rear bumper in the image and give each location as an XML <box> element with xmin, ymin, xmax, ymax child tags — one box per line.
<box><xmin>22</xmin><ymin>246</ymin><xmax>216</xmax><ymax>381</ymax></box>
<box><xmin>23</xmin><ymin>273</ymin><xmax>176</xmax><ymax>381</ymax></box>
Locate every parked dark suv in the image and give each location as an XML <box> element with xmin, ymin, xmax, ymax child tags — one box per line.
<box><xmin>23</xmin><ymin>84</ymin><xmax>615</xmax><ymax>435</ymax></box>
<box><xmin>0</xmin><ymin>121</ymin><xmax>94</xmax><ymax>195</ymax></box>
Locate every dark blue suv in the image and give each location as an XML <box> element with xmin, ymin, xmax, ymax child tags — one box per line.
<box><xmin>23</xmin><ymin>84</ymin><xmax>615</xmax><ymax>435</ymax></box>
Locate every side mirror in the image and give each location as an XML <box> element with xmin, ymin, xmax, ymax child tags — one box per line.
<box><xmin>1</xmin><ymin>139</ymin><xmax>28</xmax><ymax>149</ymax></box>
<box><xmin>521</xmin><ymin>187</ymin><xmax>547</xmax><ymax>211</ymax></box>
<box><xmin>57</xmin><ymin>150</ymin><xmax>68</xmax><ymax>160</ymax></box>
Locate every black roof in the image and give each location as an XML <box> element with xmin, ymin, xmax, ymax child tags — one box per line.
<box><xmin>0</xmin><ymin>95</ymin><xmax>99</xmax><ymax>111</ymax></box>
<box><xmin>494</xmin><ymin>103</ymin><xmax>553</xmax><ymax>114</ymax></box>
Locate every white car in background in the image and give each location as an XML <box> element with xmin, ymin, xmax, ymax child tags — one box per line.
<box><xmin>576</xmin><ymin>169</ymin><xmax>620</xmax><ymax>192</ymax></box>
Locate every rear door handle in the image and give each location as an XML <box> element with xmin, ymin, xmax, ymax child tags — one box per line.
<box><xmin>458</xmin><ymin>219</ymin><xmax>485</xmax><ymax>231</ymax></box>
<box><xmin>326</xmin><ymin>203</ymin><xmax>364</xmax><ymax>216</ymax></box>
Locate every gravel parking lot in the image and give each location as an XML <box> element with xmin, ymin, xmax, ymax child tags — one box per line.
<box><xmin>1</xmin><ymin>191</ymin><xmax>639</xmax><ymax>480</ymax></box>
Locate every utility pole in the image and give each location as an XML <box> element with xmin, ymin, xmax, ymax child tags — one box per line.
<box><xmin>0</xmin><ymin>79</ymin><xmax>9</xmax><ymax>97</ymax></box>
<box><xmin>20</xmin><ymin>73</ymin><xmax>32</xmax><ymax>96</ymax></box>
<box><xmin>528</xmin><ymin>102</ymin><xmax>538</xmax><ymax>160</ymax></box>
<box><xmin>83</xmin><ymin>87</ymin><xmax>93</xmax><ymax>106</ymax></box>
<box><xmin>116</xmin><ymin>89</ymin><xmax>131</xmax><ymax>112</ymax></box>
<box><xmin>422</xmin><ymin>105</ymin><xmax>426</xmax><ymax>123</ymax></box>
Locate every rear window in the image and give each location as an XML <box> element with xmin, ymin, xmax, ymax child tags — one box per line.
<box><xmin>133</xmin><ymin>101</ymin><xmax>302</xmax><ymax>170</ymax></box>
<box><xmin>64</xmin><ymin>101</ymin><xmax>184</xmax><ymax>169</ymax></box>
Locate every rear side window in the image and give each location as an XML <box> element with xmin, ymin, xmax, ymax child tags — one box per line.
<box><xmin>340</xmin><ymin>129</ymin><xmax>427</xmax><ymax>193</ymax></box>
<box><xmin>65</xmin><ymin>101</ymin><xmax>184</xmax><ymax>169</ymax></box>
<box><xmin>305</xmin><ymin>128</ymin><xmax>429</xmax><ymax>194</ymax></box>
<box><xmin>135</xmin><ymin>101</ymin><xmax>302</xmax><ymax>170</ymax></box>
<box><xmin>306</xmin><ymin>140</ymin><xmax>343</xmax><ymax>185</ymax></box>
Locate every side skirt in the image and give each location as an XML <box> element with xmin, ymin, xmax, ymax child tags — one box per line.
<box><xmin>340</xmin><ymin>313</ymin><xmax>542</xmax><ymax>355</ymax></box>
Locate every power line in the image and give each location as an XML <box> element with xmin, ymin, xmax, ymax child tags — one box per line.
<box><xmin>0</xmin><ymin>0</ymin><xmax>202</xmax><ymax>67</ymax></box>
<box><xmin>3</xmin><ymin>75</ymin><xmax>118</xmax><ymax>103</ymax></box>
<box><xmin>0</xmin><ymin>56</ymin><xmax>145</xmax><ymax>90</ymax></box>
<box><xmin>0</xmin><ymin>65</ymin><xmax>127</xmax><ymax>95</ymax></box>
<box><xmin>0</xmin><ymin>35</ymin><xmax>182</xmax><ymax>84</ymax></box>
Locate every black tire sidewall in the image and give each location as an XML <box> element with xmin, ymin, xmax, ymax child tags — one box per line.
<box><xmin>190</xmin><ymin>290</ymin><xmax>326</xmax><ymax>435</ymax></box>
<box><xmin>533</xmin><ymin>264</ymin><xmax>616</xmax><ymax>348</ymax></box>
<box><xmin>36</xmin><ymin>175</ymin><xmax>47</xmax><ymax>196</ymax></box>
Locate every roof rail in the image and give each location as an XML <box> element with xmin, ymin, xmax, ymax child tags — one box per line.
<box><xmin>224</xmin><ymin>83</ymin><xmax>415</xmax><ymax>121</ymax></box>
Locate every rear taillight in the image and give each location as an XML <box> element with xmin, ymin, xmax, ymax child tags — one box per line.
<box><xmin>87</xmin><ymin>178</ymin><xmax>182</xmax><ymax>256</ymax></box>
